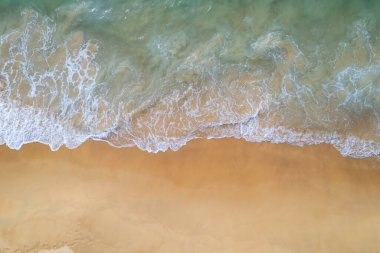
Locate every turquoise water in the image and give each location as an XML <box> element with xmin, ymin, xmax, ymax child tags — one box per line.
<box><xmin>0</xmin><ymin>0</ymin><xmax>379</xmax><ymax>157</ymax></box>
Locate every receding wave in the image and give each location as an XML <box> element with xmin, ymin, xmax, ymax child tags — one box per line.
<box><xmin>0</xmin><ymin>1</ymin><xmax>379</xmax><ymax>158</ymax></box>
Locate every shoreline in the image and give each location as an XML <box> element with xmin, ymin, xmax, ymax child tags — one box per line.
<box><xmin>1</xmin><ymin>139</ymin><xmax>380</xmax><ymax>252</ymax></box>
<box><xmin>2</xmin><ymin>133</ymin><xmax>380</xmax><ymax>158</ymax></box>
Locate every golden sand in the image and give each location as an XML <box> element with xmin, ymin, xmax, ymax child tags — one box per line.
<box><xmin>0</xmin><ymin>139</ymin><xmax>379</xmax><ymax>253</ymax></box>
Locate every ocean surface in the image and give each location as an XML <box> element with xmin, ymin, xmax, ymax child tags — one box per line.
<box><xmin>0</xmin><ymin>0</ymin><xmax>379</xmax><ymax>157</ymax></box>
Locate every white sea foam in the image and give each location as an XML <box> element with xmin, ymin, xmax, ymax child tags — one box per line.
<box><xmin>38</xmin><ymin>245</ymin><xmax>74</xmax><ymax>253</ymax></box>
<box><xmin>0</xmin><ymin>8</ymin><xmax>379</xmax><ymax>158</ymax></box>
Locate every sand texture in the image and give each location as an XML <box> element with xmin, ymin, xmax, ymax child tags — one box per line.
<box><xmin>0</xmin><ymin>139</ymin><xmax>380</xmax><ymax>253</ymax></box>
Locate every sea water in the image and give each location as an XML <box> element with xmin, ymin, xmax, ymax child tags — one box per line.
<box><xmin>0</xmin><ymin>0</ymin><xmax>379</xmax><ymax>157</ymax></box>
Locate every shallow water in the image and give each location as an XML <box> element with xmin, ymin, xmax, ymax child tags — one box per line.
<box><xmin>0</xmin><ymin>0</ymin><xmax>379</xmax><ymax>157</ymax></box>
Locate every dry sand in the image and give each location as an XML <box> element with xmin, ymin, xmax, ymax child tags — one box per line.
<box><xmin>0</xmin><ymin>139</ymin><xmax>380</xmax><ymax>253</ymax></box>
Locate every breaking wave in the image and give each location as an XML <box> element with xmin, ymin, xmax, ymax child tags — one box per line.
<box><xmin>0</xmin><ymin>4</ymin><xmax>379</xmax><ymax>158</ymax></box>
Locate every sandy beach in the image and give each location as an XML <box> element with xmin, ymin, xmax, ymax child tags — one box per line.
<box><xmin>0</xmin><ymin>139</ymin><xmax>379</xmax><ymax>253</ymax></box>
<box><xmin>1</xmin><ymin>1</ymin><xmax>380</xmax><ymax>252</ymax></box>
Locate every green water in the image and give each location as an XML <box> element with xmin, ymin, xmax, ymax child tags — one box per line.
<box><xmin>0</xmin><ymin>0</ymin><xmax>379</xmax><ymax>157</ymax></box>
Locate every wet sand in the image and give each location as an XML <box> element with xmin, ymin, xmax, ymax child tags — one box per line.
<box><xmin>0</xmin><ymin>139</ymin><xmax>380</xmax><ymax>253</ymax></box>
